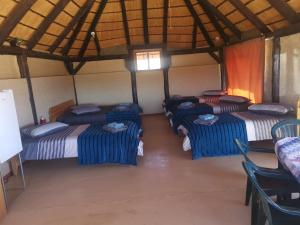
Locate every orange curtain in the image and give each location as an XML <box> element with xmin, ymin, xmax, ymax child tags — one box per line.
<box><xmin>225</xmin><ymin>38</ymin><xmax>264</xmax><ymax>103</ymax></box>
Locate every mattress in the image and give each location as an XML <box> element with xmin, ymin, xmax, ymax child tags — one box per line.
<box><xmin>21</xmin><ymin>123</ymin><xmax>143</xmax><ymax>164</ymax></box>
<box><xmin>57</xmin><ymin>104</ymin><xmax>141</xmax><ymax>126</ymax></box>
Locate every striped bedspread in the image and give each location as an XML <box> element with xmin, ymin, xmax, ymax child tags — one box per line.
<box><xmin>181</xmin><ymin>114</ymin><xmax>248</xmax><ymax>159</ymax></box>
<box><xmin>180</xmin><ymin>111</ymin><xmax>293</xmax><ymax>158</ymax></box>
<box><xmin>208</xmin><ymin>102</ymin><xmax>249</xmax><ymax>114</ymax></box>
<box><xmin>198</xmin><ymin>96</ymin><xmax>220</xmax><ymax>104</ymax></box>
<box><xmin>231</xmin><ymin>111</ymin><xmax>290</xmax><ymax>141</ymax></box>
<box><xmin>22</xmin><ymin>125</ymin><xmax>89</xmax><ymax>160</ymax></box>
<box><xmin>163</xmin><ymin>96</ymin><xmax>199</xmax><ymax>113</ymax></box>
<box><xmin>22</xmin><ymin>122</ymin><xmax>143</xmax><ymax>165</ymax></box>
<box><xmin>78</xmin><ymin>121</ymin><xmax>140</xmax><ymax>165</ymax></box>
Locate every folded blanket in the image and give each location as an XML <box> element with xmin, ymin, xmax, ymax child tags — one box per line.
<box><xmin>114</xmin><ymin>105</ymin><xmax>130</xmax><ymax>111</ymax></box>
<box><xmin>178</xmin><ymin>102</ymin><xmax>194</xmax><ymax>109</ymax></box>
<box><xmin>194</xmin><ymin>115</ymin><xmax>219</xmax><ymax>126</ymax></box>
<box><xmin>103</xmin><ymin>122</ymin><xmax>128</xmax><ymax>133</ymax></box>
<box><xmin>198</xmin><ymin>114</ymin><xmax>215</xmax><ymax>121</ymax></box>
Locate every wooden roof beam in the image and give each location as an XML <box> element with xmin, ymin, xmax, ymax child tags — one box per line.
<box><xmin>163</xmin><ymin>0</ymin><xmax>169</xmax><ymax>48</ymax></box>
<box><xmin>0</xmin><ymin>0</ymin><xmax>36</xmax><ymax>46</ymax></box>
<box><xmin>201</xmin><ymin>0</ymin><xmax>241</xmax><ymax>39</ymax></box>
<box><xmin>27</xmin><ymin>0</ymin><xmax>70</xmax><ymax>50</ymax></box>
<box><xmin>79</xmin><ymin>0</ymin><xmax>107</xmax><ymax>58</ymax></box>
<box><xmin>266</xmin><ymin>0</ymin><xmax>300</xmax><ymax>24</ymax></box>
<box><xmin>183</xmin><ymin>0</ymin><xmax>214</xmax><ymax>47</ymax></box>
<box><xmin>228</xmin><ymin>0</ymin><xmax>271</xmax><ymax>34</ymax></box>
<box><xmin>62</xmin><ymin>7</ymin><xmax>90</xmax><ymax>56</ymax></box>
<box><xmin>192</xmin><ymin>21</ymin><xmax>197</xmax><ymax>49</ymax></box>
<box><xmin>120</xmin><ymin>0</ymin><xmax>131</xmax><ymax>48</ymax></box>
<box><xmin>141</xmin><ymin>0</ymin><xmax>149</xmax><ymax>45</ymax></box>
<box><xmin>49</xmin><ymin>0</ymin><xmax>94</xmax><ymax>53</ymax></box>
<box><xmin>93</xmin><ymin>32</ymin><xmax>101</xmax><ymax>55</ymax></box>
<box><xmin>198</xmin><ymin>0</ymin><xmax>229</xmax><ymax>44</ymax></box>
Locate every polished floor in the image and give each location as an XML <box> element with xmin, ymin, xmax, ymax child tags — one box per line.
<box><xmin>2</xmin><ymin>115</ymin><xmax>277</xmax><ymax>225</ymax></box>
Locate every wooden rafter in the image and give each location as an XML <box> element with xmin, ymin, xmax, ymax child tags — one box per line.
<box><xmin>192</xmin><ymin>21</ymin><xmax>197</xmax><ymax>49</ymax></box>
<box><xmin>163</xmin><ymin>0</ymin><xmax>168</xmax><ymax>46</ymax></box>
<box><xmin>228</xmin><ymin>0</ymin><xmax>271</xmax><ymax>34</ymax></box>
<box><xmin>0</xmin><ymin>46</ymin><xmax>66</xmax><ymax>61</ymax></box>
<box><xmin>27</xmin><ymin>0</ymin><xmax>70</xmax><ymax>50</ymax></box>
<box><xmin>120</xmin><ymin>0</ymin><xmax>131</xmax><ymax>47</ymax></box>
<box><xmin>198</xmin><ymin>0</ymin><xmax>229</xmax><ymax>43</ymax></box>
<box><xmin>62</xmin><ymin>6</ymin><xmax>91</xmax><ymax>56</ymax></box>
<box><xmin>266</xmin><ymin>0</ymin><xmax>300</xmax><ymax>24</ymax></box>
<box><xmin>49</xmin><ymin>0</ymin><xmax>94</xmax><ymax>53</ymax></box>
<box><xmin>184</xmin><ymin>0</ymin><xmax>214</xmax><ymax>47</ymax></box>
<box><xmin>93</xmin><ymin>32</ymin><xmax>101</xmax><ymax>55</ymax></box>
<box><xmin>79</xmin><ymin>0</ymin><xmax>107</xmax><ymax>58</ymax></box>
<box><xmin>141</xmin><ymin>0</ymin><xmax>149</xmax><ymax>45</ymax></box>
<box><xmin>0</xmin><ymin>0</ymin><xmax>36</xmax><ymax>46</ymax></box>
<box><xmin>201</xmin><ymin>0</ymin><xmax>241</xmax><ymax>39</ymax></box>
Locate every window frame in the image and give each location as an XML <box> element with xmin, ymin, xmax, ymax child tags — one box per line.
<box><xmin>134</xmin><ymin>49</ymin><xmax>162</xmax><ymax>71</ymax></box>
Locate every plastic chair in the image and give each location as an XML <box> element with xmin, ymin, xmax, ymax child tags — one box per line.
<box><xmin>243</xmin><ymin>161</ymin><xmax>300</xmax><ymax>225</ymax></box>
<box><xmin>271</xmin><ymin>119</ymin><xmax>300</xmax><ymax>143</ymax></box>
<box><xmin>234</xmin><ymin>139</ymin><xmax>296</xmax><ymax>206</ymax></box>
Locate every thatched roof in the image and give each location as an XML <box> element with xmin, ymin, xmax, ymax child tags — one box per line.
<box><xmin>0</xmin><ymin>0</ymin><xmax>300</xmax><ymax>61</ymax></box>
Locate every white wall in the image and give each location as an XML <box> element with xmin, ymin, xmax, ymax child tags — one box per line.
<box><xmin>169</xmin><ymin>53</ymin><xmax>220</xmax><ymax>97</ymax></box>
<box><xmin>28</xmin><ymin>58</ymin><xmax>75</xmax><ymax>121</ymax></box>
<box><xmin>136</xmin><ymin>70</ymin><xmax>165</xmax><ymax>114</ymax></box>
<box><xmin>279</xmin><ymin>33</ymin><xmax>300</xmax><ymax>109</ymax></box>
<box><xmin>75</xmin><ymin>60</ymin><xmax>133</xmax><ymax>105</ymax></box>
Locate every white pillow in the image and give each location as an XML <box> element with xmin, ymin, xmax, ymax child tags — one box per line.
<box><xmin>248</xmin><ymin>103</ymin><xmax>293</xmax><ymax>115</ymax></box>
<box><xmin>72</xmin><ymin>106</ymin><xmax>101</xmax><ymax>115</ymax></box>
<box><xmin>71</xmin><ymin>103</ymin><xmax>98</xmax><ymax>110</ymax></box>
<box><xmin>30</xmin><ymin>122</ymin><xmax>69</xmax><ymax>137</ymax></box>
<box><xmin>219</xmin><ymin>95</ymin><xmax>250</xmax><ymax>103</ymax></box>
<box><xmin>203</xmin><ymin>90</ymin><xmax>227</xmax><ymax>96</ymax></box>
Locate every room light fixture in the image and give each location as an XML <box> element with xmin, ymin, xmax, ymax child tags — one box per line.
<box><xmin>91</xmin><ymin>31</ymin><xmax>96</xmax><ymax>38</ymax></box>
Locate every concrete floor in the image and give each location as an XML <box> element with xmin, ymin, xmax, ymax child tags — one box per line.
<box><xmin>1</xmin><ymin>115</ymin><xmax>277</xmax><ymax>225</ymax></box>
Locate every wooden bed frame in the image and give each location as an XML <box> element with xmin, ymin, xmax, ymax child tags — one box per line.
<box><xmin>49</xmin><ymin>100</ymin><xmax>75</xmax><ymax>122</ymax></box>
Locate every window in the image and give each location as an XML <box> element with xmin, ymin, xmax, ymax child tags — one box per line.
<box><xmin>136</xmin><ymin>50</ymin><xmax>161</xmax><ymax>71</ymax></box>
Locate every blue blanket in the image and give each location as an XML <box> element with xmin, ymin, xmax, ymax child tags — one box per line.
<box><xmin>171</xmin><ymin>103</ymin><xmax>213</xmax><ymax>132</ymax></box>
<box><xmin>106</xmin><ymin>104</ymin><xmax>141</xmax><ymax>127</ymax></box>
<box><xmin>57</xmin><ymin>103</ymin><xmax>141</xmax><ymax>127</ymax></box>
<box><xmin>164</xmin><ymin>96</ymin><xmax>199</xmax><ymax>112</ymax></box>
<box><xmin>77</xmin><ymin>121</ymin><xmax>140</xmax><ymax>165</ymax></box>
<box><xmin>182</xmin><ymin>113</ymin><xmax>248</xmax><ymax>159</ymax></box>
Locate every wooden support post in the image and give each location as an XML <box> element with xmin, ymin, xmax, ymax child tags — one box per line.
<box><xmin>219</xmin><ymin>48</ymin><xmax>227</xmax><ymax>90</ymax></box>
<box><xmin>163</xmin><ymin>68</ymin><xmax>170</xmax><ymax>100</ymax></box>
<box><xmin>17</xmin><ymin>54</ymin><xmax>38</xmax><ymax>124</ymax></box>
<box><xmin>125</xmin><ymin>52</ymin><xmax>139</xmax><ymax>104</ymax></box>
<box><xmin>72</xmin><ymin>76</ymin><xmax>78</xmax><ymax>105</ymax></box>
<box><xmin>272</xmin><ymin>37</ymin><xmax>280</xmax><ymax>103</ymax></box>
<box><xmin>130</xmin><ymin>71</ymin><xmax>138</xmax><ymax>104</ymax></box>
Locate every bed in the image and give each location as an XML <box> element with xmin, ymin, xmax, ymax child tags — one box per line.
<box><xmin>21</xmin><ymin>121</ymin><xmax>144</xmax><ymax>165</ymax></box>
<box><xmin>50</xmin><ymin>100</ymin><xmax>141</xmax><ymax>127</ymax></box>
<box><xmin>162</xmin><ymin>96</ymin><xmax>199</xmax><ymax>114</ymax></box>
<box><xmin>178</xmin><ymin>111</ymin><xmax>293</xmax><ymax>160</ymax></box>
